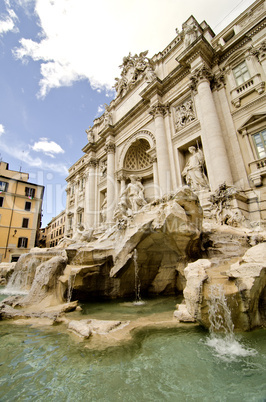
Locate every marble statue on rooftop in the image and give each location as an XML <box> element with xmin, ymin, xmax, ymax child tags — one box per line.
<box><xmin>183</xmin><ymin>22</ymin><xmax>200</xmax><ymax>47</ymax></box>
<box><xmin>85</xmin><ymin>127</ymin><xmax>94</xmax><ymax>144</ymax></box>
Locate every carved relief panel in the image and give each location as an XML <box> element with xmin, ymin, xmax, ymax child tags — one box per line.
<box><xmin>174</xmin><ymin>99</ymin><xmax>196</xmax><ymax>132</ymax></box>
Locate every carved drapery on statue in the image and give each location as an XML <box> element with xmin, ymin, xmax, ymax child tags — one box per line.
<box><xmin>114</xmin><ymin>175</ymin><xmax>147</xmax><ymax>227</ymax></box>
<box><xmin>183</xmin><ymin>21</ymin><xmax>201</xmax><ymax>47</ymax></box>
<box><xmin>182</xmin><ymin>146</ymin><xmax>209</xmax><ymax>191</ymax></box>
<box><xmin>114</xmin><ymin>51</ymin><xmax>156</xmax><ymax>98</ymax></box>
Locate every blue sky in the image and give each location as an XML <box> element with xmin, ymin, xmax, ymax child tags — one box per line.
<box><xmin>0</xmin><ymin>0</ymin><xmax>255</xmax><ymax>227</ymax></box>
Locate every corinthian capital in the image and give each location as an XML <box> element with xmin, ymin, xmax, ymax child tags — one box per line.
<box><xmin>105</xmin><ymin>142</ymin><xmax>116</xmax><ymax>154</ymax></box>
<box><xmin>190</xmin><ymin>65</ymin><xmax>213</xmax><ymax>89</ymax></box>
<box><xmin>149</xmin><ymin>102</ymin><xmax>168</xmax><ymax>117</ymax></box>
<box><xmin>250</xmin><ymin>40</ymin><xmax>266</xmax><ymax>63</ymax></box>
<box><xmin>88</xmin><ymin>158</ymin><xmax>98</xmax><ymax>168</ymax></box>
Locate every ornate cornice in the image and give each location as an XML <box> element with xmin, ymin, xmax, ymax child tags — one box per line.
<box><xmin>176</xmin><ymin>36</ymin><xmax>215</xmax><ymax>68</ymax></box>
<box><xmin>218</xmin><ymin>19</ymin><xmax>266</xmax><ymax>64</ymax></box>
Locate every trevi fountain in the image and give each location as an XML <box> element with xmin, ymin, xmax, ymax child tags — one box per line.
<box><xmin>0</xmin><ymin>181</ymin><xmax>266</xmax><ymax>401</ymax></box>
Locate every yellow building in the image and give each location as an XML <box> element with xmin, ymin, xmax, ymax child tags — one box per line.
<box><xmin>45</xmin><ymin>210</ymin><xmax>66</xmax><ymax>248</ymax></box>
<box><xmin>0</xmin><ymin>161</ymin><xmax>44</xmax><ymax>262</ymax></box>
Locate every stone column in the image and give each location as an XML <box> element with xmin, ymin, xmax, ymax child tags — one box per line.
<box><xmin>74</xmin><ymin>176</ymin><xmax>79</xmax><ymax>231</ymax></box>
<box><xmin>191</xmin><ymin>66</ymin><xmax>233</xmax><ymax>189</ymax></box>
<box><xmin>213</xmin><ymin>74</ymin><xmax>249</xmax><ymax>188</ymax></box>
<box><xmin>151</xmin><ymin>156</ymin><xmax>160</xmax><ymax>198</ymax></box>
<box><xmin>86</xmin><ymin>159</ymin><xmax>97</xmax><ymax>228</ymax></box>
<box><xmin>150</xmin><ymin>103</ymin><xmax>172</xmax><ymax>196</ymax></box>
<box><xmin>164</xmin><ymin>110</ymin><xmax>178</xmax><ymax>189</ymax></box>
<box><xmin>105</xmin><ymin>141</ymin><xmax>116</xmax><ymax>223</ymax></box>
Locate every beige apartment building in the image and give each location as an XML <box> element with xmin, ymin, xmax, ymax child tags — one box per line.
<box><xmin>66</xmin><ymin>0</ymin><xmax>266</xmax><ymax>238</ymax></box>
<box><xmin>45</xmin><ymin>210</ymin><xmax>66</xmax><ymax>248</ymax></box>
<box><xmin>0</xmin><ymin>162</ymin><xmax>44</xmax><ymax>262</ymax></box>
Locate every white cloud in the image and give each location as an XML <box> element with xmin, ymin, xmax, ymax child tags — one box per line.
<box><xmin>0</xmin><ymin>4</ymin><xmax>18</xmax><ymax>36</ymax></box>
<box><xmin>0</xmin><ymin>140</ymin><xmax>68</xmax><ymax>175</ymax></box>
<box><xmin>97</xmin><ymin>105</ymin><xmax>105</xmax><ymax>116</ymax></box>
<box><xmin>0</xmin><ymin>124</ymin><xmax>5</xmax><ymax>136</ymax></box>
<box><xmin>12</xmin><ymin>0</ymin><xmax>255</xmax><ymax>98</ymax></box>
<box><xmin>31</xmin><ymin>137</ymin><xmax>65</xmax><ymax>158</ymax></box>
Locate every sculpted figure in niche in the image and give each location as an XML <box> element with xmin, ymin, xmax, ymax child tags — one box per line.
<box><xmin>120</xmin><ymin>175</ymin><xmax>147</xmax><ymax>213</ymax></box>
<box><xmin>100</xmin><ymin>160</ymin><xmax>107</xmax><ymax>177</ymax></box>
<box><xmin>182</xmin><ymin>146</ymin><xmax>209</xmax><ymax>191</ymax></box>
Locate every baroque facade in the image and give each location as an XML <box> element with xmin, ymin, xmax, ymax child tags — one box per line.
<box><xmin>66</xmin><ymin>0</ymin><xmax>266</xmax><ymax>237</ymax></box>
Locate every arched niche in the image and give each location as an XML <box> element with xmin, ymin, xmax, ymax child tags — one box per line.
<box><xmin>118</xmin><ymin>131</ymin><xmax>156</xmax><ymax>201</ymax></box>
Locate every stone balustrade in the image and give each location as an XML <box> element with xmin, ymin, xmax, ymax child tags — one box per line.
<box><xmin>231</xmin><ymin>73</ymin><xmax>265</xmax><ymax>108</ymax></box>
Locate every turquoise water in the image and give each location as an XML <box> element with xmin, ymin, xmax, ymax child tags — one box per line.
<box><xmin>0</xmin><ymin>296</ymin><xmax>265</xmax><ymax>401</ymax></box>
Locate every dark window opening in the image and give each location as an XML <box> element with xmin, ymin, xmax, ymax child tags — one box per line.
<box><xmin>25</xmin><ymin>201</ymin><xmax>31</xmax><ymax>211</ymax></box>
<box><xmin>22</xmin><ymin>218</ymin><xmax>29</xmax><ymax>228</ymax></box>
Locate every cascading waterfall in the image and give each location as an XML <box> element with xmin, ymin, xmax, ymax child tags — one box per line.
<box><xmin>133</xmin><ymin>249</ymin><xmax>145</xmax><ymax>306</ymax></box>
<box><xmin>205</xmin><ymin>284</ymin><xmax>257</xmax><ymax>361</ymax></box>
<box><xmin>208</xmin><ymin>284</ymin><xmax>234</xmax><ymax>334</ymax></box>
<box><xmin>1</xmin><ymin>264</ymin><xmax>33</xmax><ymax>296</ymax></box>
<box><xmin>67</xmin><ymin>272</ymin><xmax>77</xmax><ymax>303</ymax></box>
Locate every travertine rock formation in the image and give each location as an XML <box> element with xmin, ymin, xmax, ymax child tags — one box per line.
<box><xmin>175</xmin><ymin>241</ymin><xmax>266</xmax><ymax>331</ymax></box>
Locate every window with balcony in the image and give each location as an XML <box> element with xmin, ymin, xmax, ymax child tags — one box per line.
<box><xmin>0</xmin><ymin>181</ymin><xmax>8</xmax><ymax>192</ymax></box>
<box><xmin>253</xmin><ymin>129</ymin><xmax>266</xmax><ymax>159</ymax></box>
<box><xmin>18</xmin><ymin>237</ymin><xmax>28</xmax><ymax>248</ymax></box>
<box><xmin>233</xmin><ymin>61</ymin><xmax>250</xmax><ymax>86</ymax></box>
<box><xmin>238</xmin><ymin>114</ymin><xmax>266</xmax><ymax>187</ymax></box>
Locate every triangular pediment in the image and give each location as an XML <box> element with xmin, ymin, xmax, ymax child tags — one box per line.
<box><xmin>238</xmin><ymin>113</ymin><xmax>266</xmax><ymax>132</ymax></box>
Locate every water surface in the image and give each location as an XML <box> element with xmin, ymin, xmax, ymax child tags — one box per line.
<box><xmin>0</xmin><ymin>296</ymin><xmax>265</xmax><ymax>401</ymax></box>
